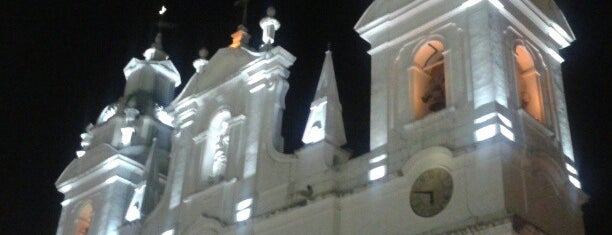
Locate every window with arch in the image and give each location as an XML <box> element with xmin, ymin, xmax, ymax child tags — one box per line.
<box><xmin>207</xmin><ymin>110</ymin><xmax>231</xmax><ymax>180</ymax></box>
<box><xmin>413</xmin><ymin>40</ymin><xmax>446</xmax><ymax>119</ymax></box>
<box><xmin>514</xmin><ymin>44</ymin><xmax>544</xmax><ymax>123</ymax></box>
<box><xmin>74</xmin><ymin>203</ymin><xmax>93</xmax><ymax>235</ymax></box>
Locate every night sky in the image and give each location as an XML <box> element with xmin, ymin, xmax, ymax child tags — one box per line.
<box><xmin>1</xmin><ymin>0</ymin><xmax>609</xmax><ymax>234</ymax></box>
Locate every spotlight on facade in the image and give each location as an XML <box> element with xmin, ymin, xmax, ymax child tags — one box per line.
<box><xmin>120</xmin><ymin>127</ymin><xmax>135</xmax><ymax>146</ymax></box>
<box><xmin>499</xmin><ymin>125</ymin><xmax>515</xmax><ymax>141</ymax></box>
<box><xmin>568</xmin><ymin>175</ymin><xmax>581</xmax><ymax>189</ymax></box>
<box><xmin>161</xmin><ymin>229</ymin><xmax>174</xmax><ymax>235</ymax></box>
<box><xmin>566</xmin><ymin>163</ymin><xmax>578</xmax><ymax>175</ymax></box>
<box><xmin>475</xmin><ymin>124</ymin><xmax>497</xmax><ymax>141</ymax></box>
<box><xmin>235</xmin><ymin>198</ymin><xmax>253</xmax><ymax>222</ymax></box>
<box><xmin>369</xmin><ymin>154</ymin><xmax>387</xmax><ymax>164</ymax></box>
<box><xmin>236</xmin><ymin>208</ymin><xmax>252</xmax><ymax>222</ymax></box>
<box><xmin>368</xmin><ymin>165</ymin><xmax>386</xmax><ymax>181</ymax></box>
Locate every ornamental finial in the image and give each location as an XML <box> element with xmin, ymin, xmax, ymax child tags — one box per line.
<box><xmin>198</xmin><ymin>48</ymin><xmax>209</xmax><ymax>59</ymax></box>
<box><xmin>259</xmin><ymin>6</ymin><xmax>281</xmax><ymax>50</ymax></box>
<box><xmin>267</xmin><ymin>6</ymin><xmax>276</xmax><ymax>17</ymax></box>
<box><xmin>193</xmin><ymin>47</ymin><xmax>209</xmax><ymax>73</ymax></box>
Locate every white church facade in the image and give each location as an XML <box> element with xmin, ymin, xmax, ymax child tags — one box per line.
<box><xmin>56</xmin><ymin>0</ymin><xmax>587</xmax><ymax>234</ymax></box>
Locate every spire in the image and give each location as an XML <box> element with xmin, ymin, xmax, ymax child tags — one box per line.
<box><xmin>313</xmin><ymin>48</ymin><xmax>341</xmax><ymax>104</ymax></box>
<box><xmin>144</xmin><ymin>5</ymin><xmax>170</xmax><ymax>61</ymax></box>
<box><xmin>301</xmin><ymin>49</ymin><xmax>347</xmax><ymax>146</ymax></box>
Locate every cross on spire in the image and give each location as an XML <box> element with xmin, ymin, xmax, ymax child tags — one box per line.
<box><xmin>234</xmin><ymin>0</ymin><xmax>250</xmax><ymax>25</ymax></box>
<box><xmin>144</xmin><ymin>4</ymin><xmax>171</xmax><ymax>60</ymax></box>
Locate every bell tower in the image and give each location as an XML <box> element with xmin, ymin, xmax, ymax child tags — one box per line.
<box><xmin>355</xmin><ymin>0</ymin><xmax>586</xmax><ymax>234</ymax></box>
<box><xmin>55</xmin><ymin>6</ymin><xmax>178</xmax><ymax>235</ymax></box>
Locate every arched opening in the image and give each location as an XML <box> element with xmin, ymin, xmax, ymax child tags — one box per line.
<box><xmin>207</xmin><ymin>110</ymin><xmax>231</xmax><ymax>180</ymax></box>
<box><xmin>75</xmin><ymin>203</ymin><xmax>93</xmax><ymax>235</ymax></box>
<box><xmin>413</xmin><ymin>41</ymin><xmax>446</xmax><ymax>119</ymax></box>
<box><xmin>514</xmin><ymin>45</ymin><xmax>544</xmax><ymax>123</ymax></box>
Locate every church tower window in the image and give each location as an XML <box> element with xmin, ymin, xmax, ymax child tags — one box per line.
<box><xmin>514</xmin><ymin>44</ymin><xmax>544</xmax><ymax>123</ymax></box>
<box><xmin>74</xmin><ymin>203</ymin><xmax>93</xmax><ymax>235</ymax></box>
<box><xmin>413</xmin><ymin>41</ymin><xmax>446</xmax><ymax>119</ymax></box>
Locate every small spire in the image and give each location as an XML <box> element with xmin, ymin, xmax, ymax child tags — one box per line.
<box><xmin>327</xmin><ymin>42</ymin><xmax>332</xmax><ymax>52</ymax></box>
<box><xmin>314</xmin><ymin>50</ymin><xmax>340</xmax><ymax>104</ymax></box>
<box><xmin>301</xmin><ymin>50</ymin><xmax>346</xmax><ymax>146</ymax></box>
<box><xmin>259</xmin><ymin>6</ymin><xmax>281</xmax><ymax>50</ymax></box>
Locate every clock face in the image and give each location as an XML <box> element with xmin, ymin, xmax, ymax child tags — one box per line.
<box><xmin>410</xmin><ymin>168</ymin><xmax>453</xmax><ymax>217</ymax></box>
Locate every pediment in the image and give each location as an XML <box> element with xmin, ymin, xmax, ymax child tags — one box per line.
<box><xmin>174</xmin><ymin>47</ymin><xmax>261</xmax><ymax>102</ymax></box>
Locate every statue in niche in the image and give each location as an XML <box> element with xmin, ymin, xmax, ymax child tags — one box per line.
<box><xmin>421</xmin><ymin>63</ymin><xmax>446</xmax><ymax>112</ymax></box>
<box><xmin>520</xmin><ymin>91</ymin><xmax>531</xmax><ymax>109</ymax></box>
<box><xmin>211</xmin><ymin>123</ymin><xmax>230</xmax><ymax>180</ymax></box>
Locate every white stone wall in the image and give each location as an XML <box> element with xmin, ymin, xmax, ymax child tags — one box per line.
<box><xmin>57</xmin><ymin>1</ymin><xmax>586</xmax><ymax>234</ymax></box>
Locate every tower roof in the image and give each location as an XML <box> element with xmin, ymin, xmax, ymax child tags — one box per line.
<box><xmin>313</xmin><ymin>50</ymin><xmax>341</xmax><ymax>105</ymax></box>
<box><xmin>355</xmin><ymin>0</ymin><xmax>575</xmax><ymax>41</ymax></box>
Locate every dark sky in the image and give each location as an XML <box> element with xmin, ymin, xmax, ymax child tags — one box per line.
<box><xmin>1</xmin><ymin>0</ymin><xmax>609</xmax><ymax>234</ymax></box>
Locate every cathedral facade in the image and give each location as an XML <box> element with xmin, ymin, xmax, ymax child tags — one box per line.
<box><xmin>56</xmin><ymin>0</ymin><xmax>586</xmax><ymax>234</ymax></box>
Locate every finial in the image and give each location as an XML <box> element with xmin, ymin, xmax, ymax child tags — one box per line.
<box><xmin>198</xmin><ymin>47</ymin><xmax>209</xmax><ymax>59</ymax></box>
<box><xmin>267</xmin><ymin>6</ymin><xmax>276</xmax><ymax>17</ymax></box>
<box><xmin>193</xmin><ymin>47</ymin><xmax>210</xmax><ymax>73</ymax></box>
<box><xmin>327</xmin><ymin>42</ymin><xmax>332</xmax><ymax>51</ymax></box>
<box><xmin>259</xmin><ymin>6</ymin><xmax>281</xmax><ymax>51</ymax></box>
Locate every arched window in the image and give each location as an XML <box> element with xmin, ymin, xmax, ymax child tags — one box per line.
<box><xmin>75</xmin><ymin>203</ymin><xmax>93</xmax><ymax>235</ymax></box>
<box><xmin>208</xmin><ymin>110</ymin><xmax>231</xmax><ymax>180</ymax></box>
<box><xmin>514</xmin><ymin>45</ymin><xmax>544</xmax><ymax>123</ymax></box>
<box><xmin>413</xmin><ymin>41</ymin><xmax>446</xmax><ymax>119</ymax></box>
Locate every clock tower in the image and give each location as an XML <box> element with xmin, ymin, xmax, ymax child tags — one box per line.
<box><xmin>354</xmin><ymin>0</ymin><xmax>586</xmax><ymax>234</ymax></box>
